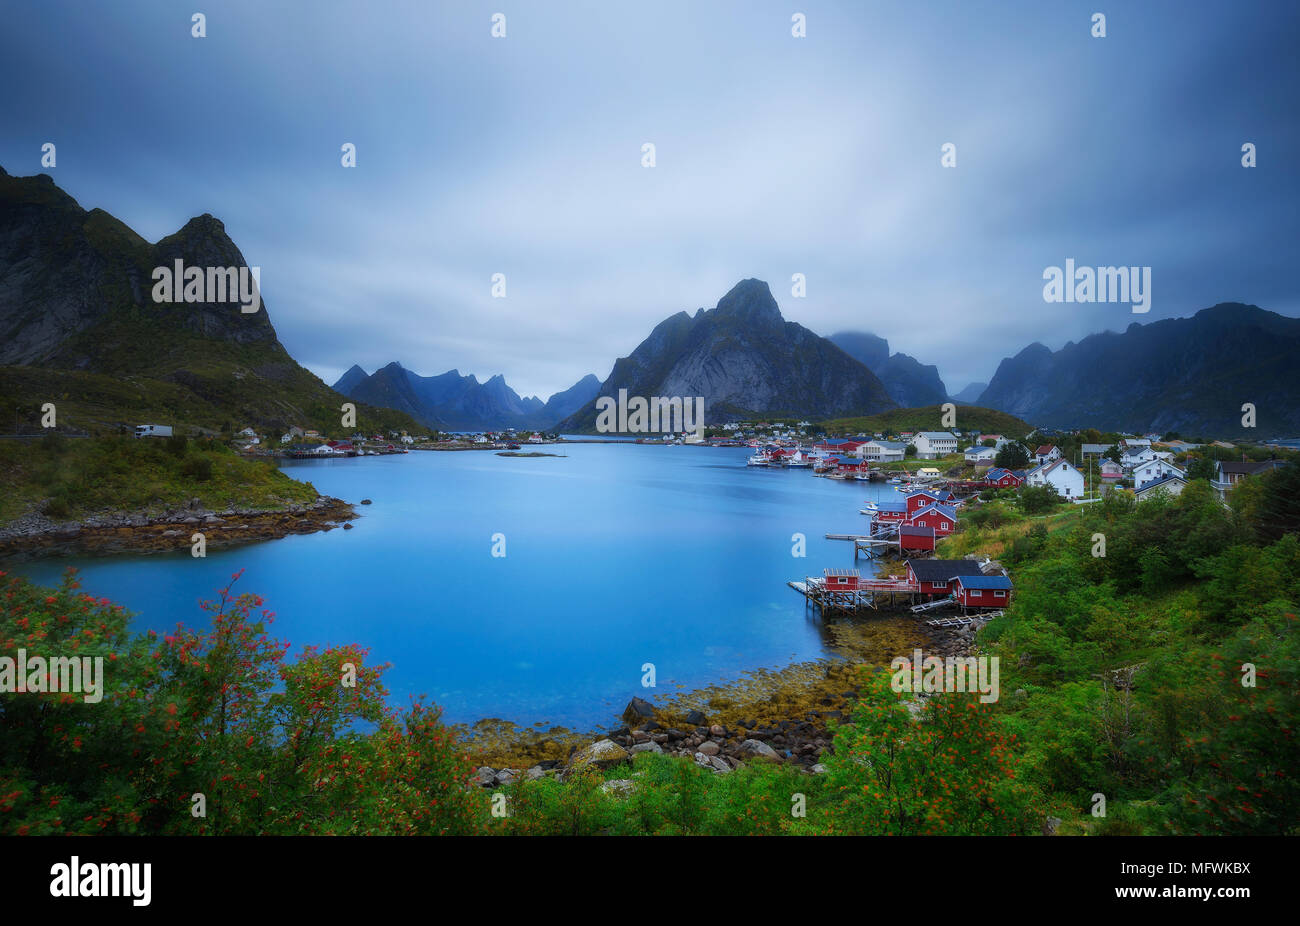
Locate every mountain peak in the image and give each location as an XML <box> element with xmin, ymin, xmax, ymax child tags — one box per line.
<box><xmin>176</xmin><ymin>213</ymin><xmax>228</xmax><ymax>235</ymax></box>
<box><xmin>714</xmin><ymin>278</ymin><xmax>782</xmax><ymax>327</ymax></box>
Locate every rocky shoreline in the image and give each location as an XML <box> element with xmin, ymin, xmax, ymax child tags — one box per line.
<box><xmin>0</xmin><ymin>496</ymin><xmax>359</xmax><ymax>560</ymax></box>
<box><xmin>466</xmin><ymin>612</ymin><xmax>991</xmax><ymax>788</ymax></box>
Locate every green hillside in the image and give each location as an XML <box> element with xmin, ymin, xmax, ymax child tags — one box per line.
<box><xmin>0</xmin><ymin>168</ymin><xmax>422</xmax><ymax>437</ymax></box>
<box><xmin>820</xmin><ymin>404</ymin><xmax>1034</xmax><ymax>439</ymax></box>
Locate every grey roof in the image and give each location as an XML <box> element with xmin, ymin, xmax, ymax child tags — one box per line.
<box><xmin>907</xmin><ymin>559</ymin><xmax>985</xmax><ymax>582</ymax></box>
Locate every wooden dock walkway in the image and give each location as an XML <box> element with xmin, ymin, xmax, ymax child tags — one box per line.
<box><xmin>788</xmin><ymin>575</ymin><xmax>922</xmax><ymax>613</ymax></box>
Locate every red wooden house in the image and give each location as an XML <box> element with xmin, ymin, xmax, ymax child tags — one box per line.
<box><xmin>983</xmin><ymin>468</ymin><xmax>1024</xmax><ymax>488</ymax></box>
<box><xmin>908</xmin><ymin>503</ymin><xmax>958</xmax><ymax>536</ymax></box>
<box><xmin>872</xmin><ymin>500</ymin><xmax>909</xmax><ymax>521</ymax></box>
<box><xmin>905</xmin><ymin>490</ymin><xmax>941</xmax><ymax>515</ymax></box>
<box><xmin>952</xmin><ymin>573</ymin><xmax>1013</xmax><ymax>609</ymax></box>
<box><xmin>823</xmin><ymin>568</ymin><xmax>860</xmax><ymax>591</ymax></box>
<box><xmin>905</xmin><ymin>559</ymin><xmax>985</xmax><ymax>596</ymax></box>
<box><xmin>899</xmin><ymin>524</ymin><xmax>936</xmax><ymax>553</ymax></box>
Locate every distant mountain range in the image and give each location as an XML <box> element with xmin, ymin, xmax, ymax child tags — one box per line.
<box><xmin>828</xmin><ymin>332</ymin><xmax>948</xmax><ymax>408</ymax></box>
<box><xmin>976</xmin><ymin>304</ymin><xmax>1300</xmax><ymax>436</ymax></box>
<box><xmin>0</xmin><ymin>167</ymin><xmax>418</xmax><ymax>434</ymax></box>
<box><xmin>561</xmin><ymin>279</ymin><xmax>897</xmax><ymax>431</ymax></box>
<box><xmin>5</xmin><ymin>168</ymin><xmax>1293</xmax><ymax>440</ymax></box>
<box><xmin>333</xmin><ymin>363</ymin><xmax>600</xmax><ymax>432</ymax></box>
<box><xmin>950</xmin><ymin>382</ymin><xmax>987</xmax><ymax>404</ymax></box>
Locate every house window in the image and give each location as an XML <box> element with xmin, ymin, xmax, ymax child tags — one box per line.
<box><xmin>935</xmin><ymin>580</ymin><xmax>947</xmax><ymax>588</ymax></box>
<box><xmin>994</xmin><ymin>590</ymin><xmax>1006</xmax><ymax>598</ymax></box>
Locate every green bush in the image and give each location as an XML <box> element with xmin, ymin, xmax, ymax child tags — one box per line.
<box><xmin>181</xmin><ymin>454</ymin><xmax>214</xmax><ymax>482</ymax></box>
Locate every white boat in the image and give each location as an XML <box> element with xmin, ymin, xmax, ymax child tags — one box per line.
<box><xmin>747</xmin><ymin>453</ymin><xmax>772</xmax><ymax>466</ymax></box>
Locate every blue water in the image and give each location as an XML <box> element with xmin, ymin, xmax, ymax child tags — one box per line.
<box><xmin>14</xmin><ymin>444</ymin><xmax>896</xmax><ymax>729</ymax></box>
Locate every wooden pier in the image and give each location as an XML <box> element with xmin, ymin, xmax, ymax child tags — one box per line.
<box><xmin>788</xmin><ymin>570</ymin><xmax>923</xmax><ymax>613</ymax></box>
<box><xmin>826</xmin><ymin>523</ymin><xmax>905</xmax><ymax>560</ymax></box>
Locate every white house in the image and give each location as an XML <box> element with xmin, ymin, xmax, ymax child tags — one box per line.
<box><xmin>1026</xmin><ymin>458</ymin><xmax>1086</xmax><ymax>499</ymax></box>
<box><xmin>1135</xmin><ymin>474</ymin><xmax>1188</xmax><ymax>501</ymax></box>
<box><xmin>1033</xmin><ymin>444</ymin><xmax>1062</xmax><ymax>465</ymax></box>
<box><xmin>859</xmin><ymin>440</ymin><xmax>907</xmax><ymax>462</ymax></box>
<box><xmin>1099</xmin><ymin>460</ymin><xmax>1124</xmax><ymax>481</ymax></box>
<box><xmin>1121</xmin><ymin>446</ymin><xmax>1158</xmax><ymax>469</ymax></box>
<box><xmin>964</xmin><ymin>445</ymin><xmax>997</xmax><ymax>464</ymax></box>
<box><xmin>1133</xmin><ymin>459</ymin><xmax>1186</xmax><ymax>489</ymax></box>
<box><xmin>912</xmin><ymin>431</ymin><xmax>959</xmax><ymax>459</ymax></box>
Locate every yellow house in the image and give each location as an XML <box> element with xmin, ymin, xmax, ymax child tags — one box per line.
<box><xmin>917</xmin><ymin>467</ymin><xmax>942</xmax><ymax>478</ymax></box>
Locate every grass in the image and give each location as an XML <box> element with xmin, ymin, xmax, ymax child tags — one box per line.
<box><xmin>0</xmin><ymin>434</ymin><xmax>319</xmax><ymax>523</ymax></box>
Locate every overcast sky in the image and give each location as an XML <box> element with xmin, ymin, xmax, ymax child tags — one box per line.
<box><xmin>3</xmin><ymin>0</ymin><xmax>1297</xmax><ymax>398</ymax></box>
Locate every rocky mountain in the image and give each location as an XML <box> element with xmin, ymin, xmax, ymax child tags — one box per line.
<box><xmin>561</xmin><ymin>279</ymin><xmax>897</xmax><ymax>431</ymax></box>
<box><xmin>0</xmin><ymin>167</ymin><xmax>419</xmax><ymax>434</ymax></box>
<box><xmin>334</xmin><ymin>364</ymin><xmax>600</xmax><ymax>431</ymax></box>
<box><xmin>828</xmin><ymin>332</ymin><xmax>948</xmax><ymax>408</ymax></box>
<box><xmin>976</xmin><ymin>303</ymin><xmax>1300</xmax><ymax>437</ymax></box>
<box><xmin>542</xmin><ymin>373</ymin><xmax>602</xmax><ymax>424</ymax></box>
<box><xmin>950</xmin><ymin>382</ymin><xmax>987</xmax><ymax>404</ymax></box>
<box><xmin>333</xmin><ymin>363</ymin><xmax>370</xmax><ymax>396</ymax></box>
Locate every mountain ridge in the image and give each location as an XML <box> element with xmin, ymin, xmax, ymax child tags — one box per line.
<box><xmin>0</xmin><ymin>168</ymin><xmax>420</xmax><ymax>434</ymax></box>
<box><xmin>828</xmin><ymin>331</ymin><xmax>948</xmax><ymax>408</ymax></box>
<box><xmin>333</xmin><ymin>364</ymin><xmax>600</xmax><ymax>431</ymax></box>
<box><xmin>561</xmin><ymin>279</ymin><xmax>898</xmax><ymax>431</ymax></box>
<box><xmin>976</xmin><ymin>303</ymin><xmax>1300</xmax><ymax>436</ymax></box>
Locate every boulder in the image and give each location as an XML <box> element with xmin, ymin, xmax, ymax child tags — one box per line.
<box><xmin>600</xmin><ymin>779</ymin><xmax>635</xmax><ymax>798</ymax></box>
<box><xmin>623</xmin><ymin>696</ymin><xmax>656</xmax><ymax>724</ymax></box>
<box><xmin>738</xmin><ymin>739</ymin><xmax>780</xmax><ymax>761</ymax></box>
<box><xmin>631</xmin><ymin>741</ymin><xmax>663</xmax><ymax>755</ymax></box>
<box><xmin>696</xmin><ymin>740</ymin><xmax>720</xmax><ymax>757</ymax></box>
<box><xmin>571</xmin><ymin>738</ymin><xmax>630</xmax><ymax>770</ymax></box>
<box><xmin>473</xmin><ymin>767</ymin><xmax>496</xmax><ymax>787</ymax></box>
<box><xmin>684</xmin><ymin>709</ymin><xmax>708</xmax><ymax>726</ymax></box>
